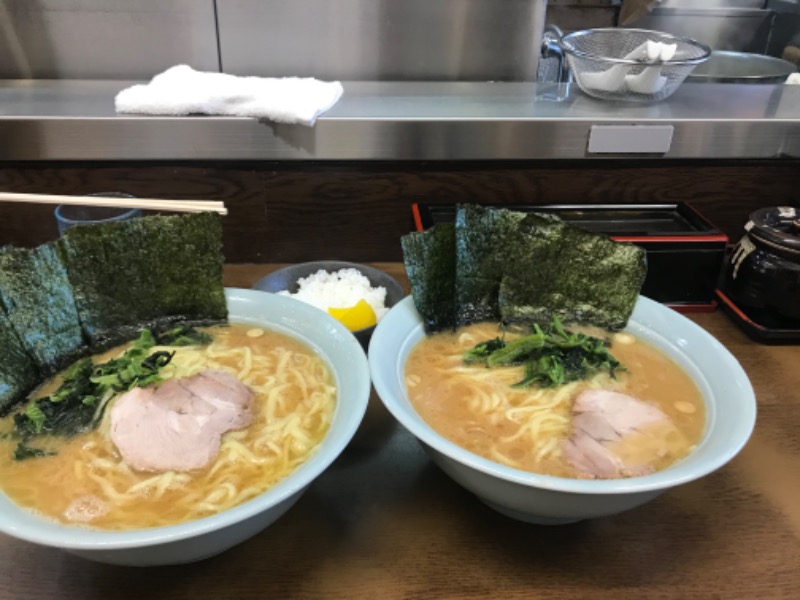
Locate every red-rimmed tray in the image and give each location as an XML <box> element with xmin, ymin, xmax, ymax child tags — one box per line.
<box><xmin>716</xmin><ymin>284</ymin><xmax>800</xmax><ymax>344</ymax></box>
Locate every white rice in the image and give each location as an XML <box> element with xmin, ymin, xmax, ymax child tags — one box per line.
<box><xmin>278</xmin><ymin>268</ymin><xmax>388</xmax><ymax>321</ymax></box>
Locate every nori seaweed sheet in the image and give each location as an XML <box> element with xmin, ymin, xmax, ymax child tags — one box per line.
<box><xmin>401</xmin><ymin>204</ymin><xmax>647</xmax><ymax>334</ymax></box>
<box><xmin>401</xmin><ymin>223</ymin><xmax>457</xmax><ymax>333</ymax></box>
<box><xmin>0</xmin><ymin>309</ymin><xmax>39</xmax><ymax>415</ymax></box>
<box><xmin>59</xmin><ymin>212</ymin><xmax>227</xmax><ymax>349</ymax></box>
<box><xmin>454</xmin><ymin>204</ymin><xmax>534</xmax><ymax>325</ymax></box>
<box><xmin>0</xmin><ymin>243</ymin><xmax>86</xmax><ymax>374</ymax></box>
<box><xmin>499</xmin><ymin>218</ymin><xmax>647</xmax><ymax>331</ymax></box>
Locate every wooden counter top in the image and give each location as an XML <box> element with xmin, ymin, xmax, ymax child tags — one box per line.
<box><xmin>0</xmin><ymin>263</ymin><xmax>797</xmax><ymax>599</ymax></box>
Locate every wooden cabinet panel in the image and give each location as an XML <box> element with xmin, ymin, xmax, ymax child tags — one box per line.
<box><xmin>0</xmin><ymin>160</ymin><xmax>797</xmax><ymax>261</ymax></box>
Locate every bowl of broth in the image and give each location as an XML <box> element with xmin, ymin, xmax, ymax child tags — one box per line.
<box><xmin>0</xmin><ymin>288</ymin><xmax>371</xmax><ymax>565</ymax></box>
<box><xmin>369</xmin><ymin>294</ymin><xmax>756</xmax><ymax>524</ymax></box>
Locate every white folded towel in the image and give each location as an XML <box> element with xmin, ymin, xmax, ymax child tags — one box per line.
<box><xmin>115</xmin><ymin>65</ymin><xmax>344</xmax><ymax>126</ymax></box>
<box><xmin>786</xmin><ymin>73</ymin><xmax>800</xmax><ymax>85</ymax></box>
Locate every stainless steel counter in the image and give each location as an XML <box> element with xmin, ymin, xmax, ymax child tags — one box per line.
<box><xmin>0</xmin><ymin>80</ymin><xmax>799</xmax><ymax>161</ymax></box>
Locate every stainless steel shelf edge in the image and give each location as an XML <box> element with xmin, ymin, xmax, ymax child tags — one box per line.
<box><xmin>0</xmin><ymin>81</ymin><xmax>798</xmax><ymax>161</ymax></box>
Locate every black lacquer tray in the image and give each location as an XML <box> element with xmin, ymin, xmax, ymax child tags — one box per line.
<box><xmin>716</xmin><ymin>282</ymin><xmax>800</xmax><ymax>344</ymax></box>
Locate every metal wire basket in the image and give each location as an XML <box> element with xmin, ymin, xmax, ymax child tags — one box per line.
<box><xmin>560</xmin><ymin>28</ymin><xmax>711</xmax><ymax>103</ymax></box>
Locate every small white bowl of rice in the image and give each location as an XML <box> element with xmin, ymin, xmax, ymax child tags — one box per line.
<box><xmin>253</xmin><ymin>261</ymin><xmax>406</xmax><ymax>351</ymax></box>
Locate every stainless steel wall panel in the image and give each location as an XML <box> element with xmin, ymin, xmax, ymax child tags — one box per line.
<box><xmin>216</xmin><ymin>0</ymin><xmax>548</xmax><ymax>81</ymax></box>
<box><xmin>627</xmin><ymin>8</ymin><xmax>775</xmax><ymax>54</ymax></box>
<box><xmin>659</xmin><ymin>0</ymin><xmax>766</xmax><ymax>7</ymax></box>
<box><xmin>0</xmin><ymin>0</ymin><xmax>219</xmax><ymax>79</ymax></box>
<box><xmin>547</xmin><ymin>0</ymin><xmax>618</xmax><ymax>32</ymax></box>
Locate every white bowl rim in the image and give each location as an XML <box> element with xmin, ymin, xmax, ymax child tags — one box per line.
<box><xmin>370</xmin><ymin>295</ymin><xmax>757</xmax><ymax>496</ymax></box>
<box><xmin>0</xmin><ymin>288</ymin><xmax>371</xmax><ymax>550</ymax></box>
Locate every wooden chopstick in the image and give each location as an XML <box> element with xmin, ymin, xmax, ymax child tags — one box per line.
<box><xmin>0</xmin><ymin>192</ymin><xmax>228</xmax><ymax>215</ymax></box>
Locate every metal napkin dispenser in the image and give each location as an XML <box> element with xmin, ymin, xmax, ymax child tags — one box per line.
<box><xmin>411</xmin><ymin>203</ymin><xmax>728</xmax><ymax>312</ymax></box>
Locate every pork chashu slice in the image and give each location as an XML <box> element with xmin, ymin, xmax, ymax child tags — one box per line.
<box><xmin>563</xmin><ymin>389</ymin><xmax>682</xmax><ymax>479</ymax></box>
<box><xmin>110</xmin><ymin>370</ymin><xmax>254</xmax><ymax>472</ymax></box>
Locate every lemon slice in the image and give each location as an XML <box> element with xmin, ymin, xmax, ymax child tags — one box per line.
<box><xmin>328</xmin><ymin>299</ymin><xmax>377</xmax><ymax>331</ymax></box>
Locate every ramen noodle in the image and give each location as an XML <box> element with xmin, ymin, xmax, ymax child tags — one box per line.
<box><xmin>405</xmin><ymin>323</ymin><xmax>705</xmax><ymax>478</ymax></box>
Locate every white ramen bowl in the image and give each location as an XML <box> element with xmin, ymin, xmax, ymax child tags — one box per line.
<box><xmin>0</xmin><ymin>289</ymin><xmax>371</xmax><ymax>565</ymax></box>
<box><xmin>369</xmin><ymin>296</ymin><xmax>756</xmax><ymax>525</ymax></box>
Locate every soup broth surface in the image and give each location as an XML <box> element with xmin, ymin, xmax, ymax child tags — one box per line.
<box><xmin>405</xmin><ymin>323</ymin><xmax>705</xmax><ymax>478</ymax></box>
<box><xmin>0</xmin><ymin>323</ymin><xmax>336</xmax><ymax>530</ymax></box>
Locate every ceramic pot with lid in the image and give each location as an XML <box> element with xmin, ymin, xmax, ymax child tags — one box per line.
<box><xmin>723</xmin><ymin>206</ymin><xmax>800</xmax><ymax>322</ymax></box>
